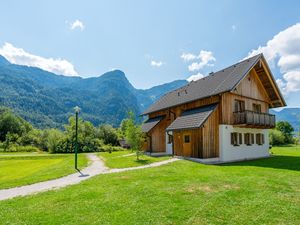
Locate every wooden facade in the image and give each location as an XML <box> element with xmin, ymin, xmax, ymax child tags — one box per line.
<box><xmin>143</xmin><ymin>58</ymin><xmax>285</xmax><ymax>159</ymax></box>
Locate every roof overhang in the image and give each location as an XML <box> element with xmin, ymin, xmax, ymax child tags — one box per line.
<box><xmin>141</xmin><ymin>115</ymin><xmax>164</xmax><ymax>133</ymax></box>
<box><xmin>166</xmin><ymin>104</ymin><xmax>218</xmax><ymax>131</ymax></box>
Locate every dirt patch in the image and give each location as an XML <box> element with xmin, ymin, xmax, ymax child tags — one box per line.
<box><xmin>223</xmin><ymin>184</ymin><xmax>240</xmax><ymax>190</ymax></box>
<box><xmin>186</xmin><ymin>185</ymin><xmax>216</xmax><ymax>193</ymax></box>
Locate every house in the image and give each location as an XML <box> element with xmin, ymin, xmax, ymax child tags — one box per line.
<box><xmin>141</xmin><ymin>54</ymin><xmax>286</xmax><ymax>163</ymax></box>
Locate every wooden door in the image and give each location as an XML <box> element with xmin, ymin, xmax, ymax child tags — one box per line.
<box><xmin>182</xmin><ymin>132</ymin><xmax>191</xmax><ymax>157</ymax></box>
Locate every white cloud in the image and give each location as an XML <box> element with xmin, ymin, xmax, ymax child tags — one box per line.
<box><xmin>187</xmin><ymin>72</ymin><xmax>205</xmax><ymax>82</ymax></box>
<box><xmin>0</xmin><ymin>42</ymin><xmax>78</xmax><ymax>76</ymax></box>
<box><xmin>70</xmin><ymin>19</ymin><xmax>85</xmax><ymax>31</ymax></box>
<box><xmin>150</xmin><ymin>60</ymin><xmax>164</xmax><ymax>67</ymax></box>
<box><xmin>187</xmin><ymin>50</ymin><xmax>216</xmax><ymax>72</ymax></box>
<box><xmin>247</xmin><ymin>23</ymin><xmax>300</xmax><ymax>95</ymax></box>
<box><xmin>181</xmin><ymin>53</ymin><xmax>197</xmax><ymax>61</ymax></box>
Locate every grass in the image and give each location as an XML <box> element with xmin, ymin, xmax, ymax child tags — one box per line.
<box><xmin>0</xmin><ymin>153</ymin><xmax>88</xmax><ymax>189</ymax></box>
<box><xmin>98</xmin><ymin>150</ymin><xmax>171</xmax><ymax>168</ymax></box>
<box><xmin>0</xmin><ymin>146</ymin><xmax>299</xmax><ymax>224</ymax></box>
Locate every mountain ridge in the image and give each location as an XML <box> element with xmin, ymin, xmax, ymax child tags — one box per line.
<box><xmin>0</xmin><ymin>55</ymin><xmax>187</xmax><ymax>128</ymax></box>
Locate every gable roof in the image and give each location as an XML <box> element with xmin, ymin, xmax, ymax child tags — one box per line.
<box><xmin>142</xmin><ymin>54</ymin><xmax>285</xmax><ymax>115</ymax></box>
<box><xmin>166</xmin><ymin>104</ymin><xmax>218</xmax><ymax>131</ymax></box>
<box><xmin>141</xmin><ymin>115</ymin><xmax>164</xmax><ymax>133</ymax></box>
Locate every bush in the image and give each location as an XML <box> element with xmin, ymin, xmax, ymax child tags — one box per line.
<box><xmin>269</xmin><ymin>129</ymin><xmax>285</xmax><ymax>146</ymax></box>
<box><xmin>99</xmin><ymin>145</ymin><xmax>126</xmax><ymax>152</ymax></box>
<box><xmin>0</xmin><ymin>144</ymin><xmax>40</xmax><ymax>152</ymax></box>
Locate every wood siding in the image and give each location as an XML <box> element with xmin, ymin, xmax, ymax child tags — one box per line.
<box><xmin>172</xmin><ymin>105</ymin><xmax>220</xmax><ymax>158</ymax></box>
<box><xmin>146</xmin><ymin>95</ymin><xmax>220</xmax><ymax>153</ymax></box>
<box><xmin>221</xmin><ymin>68</ymin><xmax>271</xmax><ymax>125</ymax></box>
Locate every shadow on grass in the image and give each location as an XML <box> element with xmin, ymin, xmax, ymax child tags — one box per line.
<box><xmin>221</xmin><ymin>155</ymin><xmax>300</xmax><ymax>172</ymax></box>
<box><xmin>134</xmin><ymin>159</ymin><xmax>151</xmax><ymax>165</ymax></box>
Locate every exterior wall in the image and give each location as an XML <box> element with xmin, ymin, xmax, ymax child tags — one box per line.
<box><xmin>149</xmin><ymin>117</ymin><xmax>168</xmax><ymax>152</ymax></box>
<box><xmin>173</xmin><ymin>128</ymin><xmax>203</xmax><ymax>157</ymax></box>
<box><xmin>219</xmin><ymin>125</ymin><xmax>269</xmax><ymax>162</ymax></box>
<box><xmin>171</xmin><ymin>105</ymin><xmax>220</xmax><ymax>158</ymax></box>
<box><xmin>147</xmin><ymin>95</ymin><xmax>220</xmax><ymax>153</ymax></box>
<box><xmin>221</xmin><ymin>69</ymin><xmax>271</xmax><ymax>125</ymax></box>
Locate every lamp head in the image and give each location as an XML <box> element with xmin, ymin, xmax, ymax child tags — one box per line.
<box><xmin>74</xmin><ymin>106</ymin><xmax>80</xmax><ymax>113</ymax></box>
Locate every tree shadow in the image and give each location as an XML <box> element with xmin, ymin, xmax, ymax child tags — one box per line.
<box><xmin>220</xmin><ymin>155</ymin><xmax>300</xmax><ymax>172</ymax></box>
<box><xmin>134</xmin><ymin>159</ymin><xmax>151</xmax><ymax>165</ymax></box>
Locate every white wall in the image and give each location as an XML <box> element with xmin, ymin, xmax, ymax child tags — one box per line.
<box><xmin>165</xmin><ymin>131</ymin><xmax>173</xmax><ymax>154</ymax></box>
<box><xmin>219</xmin><ymin>125</ymin><xmax>269</xmax><ymax>162</ymax></box>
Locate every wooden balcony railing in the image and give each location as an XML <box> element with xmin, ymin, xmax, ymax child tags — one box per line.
<box><xmin>233</xmin><ymin>110</ymin><xmax>275</xmax><ymax>128</ymax></box>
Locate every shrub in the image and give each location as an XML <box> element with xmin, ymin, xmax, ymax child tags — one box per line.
<box><xmin>269</xmin><ymin>129</ymin><xmax>285</xmax><ymax>146</ymax></box>
<box><xmin>0</xmin><ymin>144</ymin><xmax>40</xmax><ymax>152</ymax></box>
<box><xmin>99</xmin><ymin>145</ymin><xmax>126</xmax><ymax>152</ymax></box>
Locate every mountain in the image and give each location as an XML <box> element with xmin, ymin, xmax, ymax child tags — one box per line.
<box><xmin>271</xmin><ymin>108</ymin><xmax>300</xmax><ymax>130</ymax></box>
<box><xmin>0</xmin><ymin>55</ymin><xmax>187</xmax><ymax>128</ymax></box>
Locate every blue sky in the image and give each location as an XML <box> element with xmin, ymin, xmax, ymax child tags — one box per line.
<box><xmin>0</xmin><ymin>0</ymin><xmax>300</xmax><ymax>108</ymax></box>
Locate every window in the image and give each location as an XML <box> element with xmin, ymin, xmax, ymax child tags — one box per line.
<box><xmin>253</xmin><ymin>103</ymin><xmax>261</xmax><ymax>113</ymax></box>
<box><xmin>244</xmin><ymin>133</ymin><xmax>251</xmax><ymax>146</ymax></box>
<box><xmin>167</xmin><ymin>134</ymin><xmax>173</xmax><ymax>144</ymax></box>
<box><xmin>239</xmin><ymin>133</ymin><xmax>243</xmax><ymax>145</ymax></box>
<box><xmin>251</xmin><ymin>133</ymin><xmax>255</xmax><ymax>145</ymax></box>
<box><xmin>231</xmin><ymin>132</ymin><xmax>243</xmax><ymax>146</ymax></box>
<box><xmin>234</xmin><ymin>100</ymin><xmax>245</xmax><ymax>112</ymax></box>
<box><xmin>256</xmin><ymin>133</ymin><xmax>265</xmax><ymax>145</ymax></box>
<box><xmin>184</xmin><ymin>135</ymin><xmax>190</xmax><ymax>143</ymax></box>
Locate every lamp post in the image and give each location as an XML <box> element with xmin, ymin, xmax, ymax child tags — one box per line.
<box><xmin>74</xmin><ymin>106</ymin><xmax>80</xmax><ymax>170</ymax></box>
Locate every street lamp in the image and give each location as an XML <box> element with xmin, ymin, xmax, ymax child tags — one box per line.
<box><xmin>74</xmin><ymin>106</ymin><xmax>80</xmax><ymax>170</ymax></box>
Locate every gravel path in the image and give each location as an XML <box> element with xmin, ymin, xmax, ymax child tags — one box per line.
<box><xmin>0</xmin><ymin>154</ymin><xmax>179</xmax><ymax>201</ymax></box>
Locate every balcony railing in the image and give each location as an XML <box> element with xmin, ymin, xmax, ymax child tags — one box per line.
<box><xmin>233</xmin><ymin>110</ymin><xmax>275</xmax><ymax>128</ymax></box>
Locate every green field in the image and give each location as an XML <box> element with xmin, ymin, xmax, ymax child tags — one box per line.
<box><xmin>0</xmin><ymin>153</ymin><xmax>88</xmax><ymax>189</ymax></box>
<box><xmin>99</xmin><ymin>150</ymin><xmax>171</xmax><ymax>168</ymax></box>
<box><xmin>0</xmin><ymin>146</ymin><xmax>299</xmax><ymax>224</ymax></box>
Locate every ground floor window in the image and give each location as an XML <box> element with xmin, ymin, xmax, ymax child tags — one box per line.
<box><xmin>244</xmin><ymin>133</ymin><xmax>251</xmax><ymax>145</ymax></box>
<box><xmin>256</xmin><ymin>133</ymin><xmax>265</xmax><ymax>145</ymax></box>
<box><xmin>231</xmin><ymin>132</ymin><xmax>242</xmax><ymax>146</ymax></box>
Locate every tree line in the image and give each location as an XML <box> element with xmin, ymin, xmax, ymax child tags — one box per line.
<box><xmin>269</xmin><ymin>121</ymin><xmax>298</xmax><ymax>146</ymax></box>
<box><xmin>0</xmin><ymin>107</ymin><xmax>145</xmax><ymax>157</ymax></box>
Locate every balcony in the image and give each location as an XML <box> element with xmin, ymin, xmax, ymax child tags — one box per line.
<box><xmin>233</xmin><ymin>110</ymin><xmax>275</xmax><ymax>128</ymax></box>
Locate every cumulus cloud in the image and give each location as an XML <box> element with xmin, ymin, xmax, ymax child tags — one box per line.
<box><xmin>181</xmin><ymin>50</ymin><xmax>215</xmax><ymax>72</ymax></box>
<box><xmin>150</xmin><ymin>60</ymin><xmax>164</xmax><ymax>67</ymax></box>
<box><xmin>0</xmin><ymin>42</ymin><xmax>78</xmax><ymax>76</ymax></box>
<box><xmin>70</xmin><ymin>19</ymin><xmax>85</xmax><ymax>31</ymax></box>
<box><xmin>187</xmin><ymin>72</ymin><xmax>205</xmax><ymax>82</ymax></box>
<box><xmin>247</xmin><ymin>23</ymin><xmax>300</xmax><ymax>95</ymax></box>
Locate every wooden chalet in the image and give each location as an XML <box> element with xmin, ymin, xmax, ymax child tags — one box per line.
<box><xmin>141</xmin><ymin>54</ymin><xmax>286</xmax><ymax>162</ymax></box>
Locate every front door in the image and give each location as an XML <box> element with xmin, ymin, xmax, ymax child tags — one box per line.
<box><xmin>182</xmin><ymin>132</ymin><xmax>191</xmax><ymax>157</ymax></box>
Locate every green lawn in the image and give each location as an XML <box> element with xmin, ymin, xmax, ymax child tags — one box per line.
<box><xmin>98</xmin><ymin>150</ymin><xmax>171</xmax><ymax>168</ymax></box>
<box><xmin>0</xmin><ymin>153</ymin><xmax>88</xmax><ymax>189</ymax></box>
<box><xmin>0</xmin><ymin>146</ymin><xmax>299</xmax><ymax>224</ymax></box>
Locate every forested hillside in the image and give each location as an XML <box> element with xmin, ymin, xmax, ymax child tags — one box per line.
<box><xmin>0</xmin><ymin>55</ymin><xmax>187</xmax><ymax>128</ymax></box>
